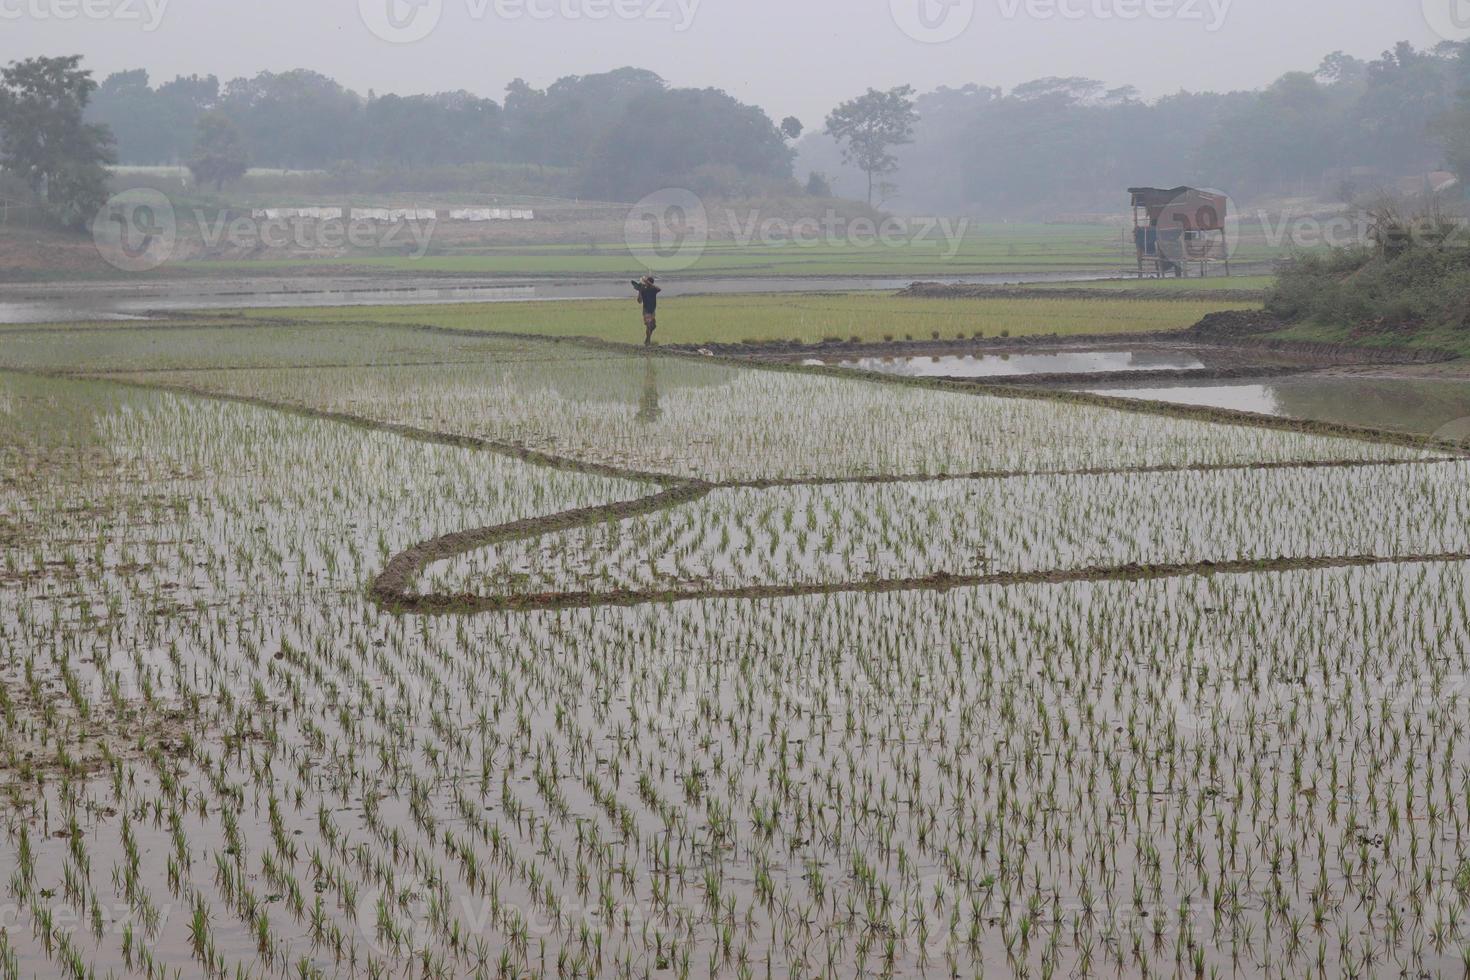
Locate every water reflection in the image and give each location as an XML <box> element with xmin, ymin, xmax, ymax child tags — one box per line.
<box><xmin>529</xmin><ymin>354</ymin><xmax>740</xmax><ymax>420</ymax></box>
<box><xmin>821</xmin><ymin>350</ymin><xmax>1207</xmax><ymax>379</ymax></box>
<box><xmin>1094</xmin><ymin>383</ymin><xmax>1282</xmax><ymax>415</ymax></box>
<box><xmin>635</xmin><ymin>360</ymin><xmax>663</xmax><ymax>425</ymax></box>
<box><xmin>1092</xmin><ymin>377</ymin><xmax>1470</xmax><ymax>438</ymax></box>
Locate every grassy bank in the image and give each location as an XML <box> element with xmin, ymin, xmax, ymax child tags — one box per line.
<box><xmin>187</xmin><ymin>226</ymin><xmax>1131</xmax><ymax>279</ymax></box>
<box><xmin>1266</xmin><ymin>239</ymin><xmax>1470</xmax><ymax>358</ymax></box>
<box><xmin>1269</xmin><ymin>319</ymin><xmax>1470</xmax><ymax>358</ymax></box>
<box><xmin>237</xmin><ymin>292</ymin><xmax>1253</xmax><ymax>346</ymax></box>
<box><xmin>4</xmin><ymin>217</ymin><xmax>1293</xmax><ymax>284</ymax></box>
<box><xmin>180</xmin><ymin>224</ymin><xmax>1291</xmax><ymax>280</ymax></box>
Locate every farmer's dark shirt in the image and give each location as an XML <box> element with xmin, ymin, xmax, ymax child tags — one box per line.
<box><xmin>633</xmin><ymin>281</ymin><xmax>661</xmax><ymax>314</ymax></box>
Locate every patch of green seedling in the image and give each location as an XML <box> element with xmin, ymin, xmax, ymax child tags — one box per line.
<box><xmin>0</xmin><ymin>325</ymin><xmax>1468</xmax><ymax>978</ymax></box>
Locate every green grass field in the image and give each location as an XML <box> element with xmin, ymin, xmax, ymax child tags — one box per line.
<box><xmin>6</xmin><ymin>217</ymin><xmax>1290</xmax><ymax>285</ymax></box>
<box><xmin>1271</xmin><ymin>318</ymin><xmax>1470</xmax><ymax>359</ymax></box>
<box><xmin>180</xmin><ymin>224</ymin><xmax>1290</xmax><ymax>280</ymax></box>
<box><xmin>237</xmin><ymin>292</ymin><xmax>1256</xmax><ymax>346</ymax></box>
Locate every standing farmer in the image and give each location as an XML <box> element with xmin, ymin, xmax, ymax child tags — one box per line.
<box><xmin>631</xmin><ymin>275</ymin><xmax>661</xmax><ymax>346</ymax></box>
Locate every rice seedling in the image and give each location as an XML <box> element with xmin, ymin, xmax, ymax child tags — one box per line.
<box><xmin>118</xmin><ymin>343</ymin><xmax>1418</xmax><ymax>482</ymax></box>
<box><xmin>0</xmin><ymin>321</ymin><xmax>1467</xmax><ymax>978</ymax></box>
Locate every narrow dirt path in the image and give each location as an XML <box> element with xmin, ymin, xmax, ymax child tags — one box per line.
<box><xmin>368</xmin><ymin>459</ymin><xmax>1470</xmax><ymax>614</ymax></box>
<box><xmin>383</xmin><ymin>550</ymin><xmax>1470</xmax><ymax>615</ymax></box>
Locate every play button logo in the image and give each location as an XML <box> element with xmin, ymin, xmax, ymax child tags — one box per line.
<box><xmin>360</xmin><ymin>0</ymin><xmax>442</xmax><ymax>44</ymax></box>
<box><xmin>1423</xmin><ymin>0</ymin><xmax>1470</xmax><ymax>42</ymax></box>
<box><xmin>891</xmin><ymin>0</ymin><xmax>975</xmax><ymax>43</ymax></box>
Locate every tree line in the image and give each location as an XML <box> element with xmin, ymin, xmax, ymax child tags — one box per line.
<box><xmin>85</xmin><ymin>65</ymin><xmax>799</xmax><ymax>201</ymax></box>
<box><xmin>799</xmin><ymin>42</ymin><xmax>1470</xmax><ymax>217</ymax></box>
<box><xmin>6</xmin><ymin>42</ymin><xmax>1470</xmax><ymax>231</ymax></box>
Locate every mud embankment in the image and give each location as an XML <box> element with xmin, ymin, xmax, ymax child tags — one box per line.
<box><xmin>897</xmin><ymin>282</ymin><xmax>1271</xmax><ymax>303</ymax></box>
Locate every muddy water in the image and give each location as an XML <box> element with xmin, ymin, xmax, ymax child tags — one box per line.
<box><xmin>822</xmin><ymin>349</ymin><xmax>1207</xmax><ymax>379</ymax></box>
<box><xmin>0</xmin><ymin>301</ymin><xmax>151</xmax><ymax>324</ymax></box>
<box><xmin>0</xmin><ymin>271</ymin><xmax>1117</xmax><ymax>324</ymax></box>
<box><xmin>1092</xmin><ymin>377</ymin><xmax>1470</xmax><ymax>438</ymax></box>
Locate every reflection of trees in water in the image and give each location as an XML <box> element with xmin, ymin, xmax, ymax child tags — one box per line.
<box><xmin>1268</xmin><ymin>380</ymin><xmax>1470</xmax><ymax>437</ymax></box>
<box><xmin>1130</xmin><ymin>350</ymin><xmax>1205</xmax><ymax>371</ymax></box>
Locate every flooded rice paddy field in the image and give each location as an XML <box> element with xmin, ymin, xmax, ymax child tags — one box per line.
<box><xmin>798</xmin><ymin>341</ymin><xmax>1322</xmax><ymax>383</ymax></box>
<box><xmin>423</xmin><ymin>463</ymin><xmax>1470</xmax><ymax>600</ymax></box>
<box><xmin>122</xmin><ymin>357</ymin><xmax>1421</xmax><ymax>482</ymax></box>
<box><xmin>816</xmin><ymin>349</ymin><xmax>1209</xmax><ymax>379</ymax></box>
<box><xmin>0</xmin><ymin>321</ymin><xmax>595</xmax><ymax>373</ymax></box>
<box><xmin>4</xmin><ymin>319</ymin><xmax>1470</xmax><ymax>978</ymax></box>
<box><xmin>0</xmin><ymin>323</ymin><xmax>1413</xmax><ymax>483</ymax></box>
<box><xmin>1091</xmin><ymin>376</ymin><xmax>1470</xmax><ymax>440</ymax></box>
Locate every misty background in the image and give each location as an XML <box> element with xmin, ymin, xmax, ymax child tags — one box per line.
<box><xmin>3</xmin><ymin>0</ymin><xmax>1469</xmax><ymax>219</ymax></box>
<box><xmin>2</xmin><ymin>0</ymin><xmax>1445</xmax><ymax>126</ymax></box>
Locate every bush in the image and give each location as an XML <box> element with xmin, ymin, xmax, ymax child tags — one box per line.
<box><xmin>1267</xmin><ymin>234</ymin><xmax>1470</xmax><ymax>336</ymax></box>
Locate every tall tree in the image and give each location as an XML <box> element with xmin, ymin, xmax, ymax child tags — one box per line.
<box><xmin>91</xmin><ymin>70</ymin><xmax>167</xmax><ymax>164</ymax></box>
<box><xmin>363</xmin><ymin>91</ymin><xmax>502</xmax><ymax>168</ymax></box>
<box><xmin>824</xmin><ymin>86</ymin><xmax>917</xmax><ymax>206</ymax></box>
<box><xmin>504</xmin><ymin>68</ymin><xmax>665</xmax><ymax>168</ymax></box>
<box><xmin>1196</xmin><ymin>72</ymin><xmax>1340</xmax><ymax>193</ymax></box>
<box><xmin>188</xmin><ymin>112</ymin><xmax>248</xmax><ymax>190</ymax></box>
<box><xmin>1316</xmin><ymin>50</ymin><xmax>1368</xmax><ymax>86</ymax></box>
<box><xmin>0</xmin><ymin>55</ymin><xmax>115</xmax><ymax>228</ymax></box>
<box><xmin>580</xmin><ymin>86</ymin><xmax>794</xmax><ymax>200</ymax></box>
<box><xmin>218</xmin><ymin>70</ymin><xmax>362</xmax><ymax>169</ymax></box>
<box><xmin>89</xmin><ymin>71</ymin><xmax>222</xmax><ymax>166</ymax></box>
<box><xmin>1356</xmin><ymin>42</ymin><xmax>1457</xmax><ymax>175</ymax></box>
<box><xmin>1435</xmin><ymin>42</ymin><xmax>1470</xmax><ymax>186</ymax></box>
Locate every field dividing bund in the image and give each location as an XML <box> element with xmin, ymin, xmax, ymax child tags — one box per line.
<box><xmin>222</xmin><ymin>290</ymin><xmax>1253</xmax><ymax>347</ymax></box>
<box><xmin>19</xmin><ymin>321</ymin><xmax>1465</xmax><ymax>613</ymax></box>
<box><xmin>366</xmin><ymin>455</ymin><xmax>1470</xmax><ymax>614</ymax></box>
<box><xmin>7</xmin><ymin>316</ymin><xmax>1470</xmax><ymax>978</ymax></box>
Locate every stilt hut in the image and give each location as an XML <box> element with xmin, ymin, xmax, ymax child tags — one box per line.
<box><xmin>1129</xmin><ymin>187</ymin><xmax>1229</xmax><ymax>278</ymax></box>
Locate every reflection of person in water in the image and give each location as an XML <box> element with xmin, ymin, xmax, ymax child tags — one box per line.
<box><xmin>636</xmin><ymin>359</ymin><xmax>662</xmax><ymax>425</ymax></box>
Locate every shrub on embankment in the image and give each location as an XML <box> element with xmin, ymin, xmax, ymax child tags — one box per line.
<box><xmin>1267</xmin><ymin>223</ymin><xmax>1470</xmax><ymax>347</ymax></box>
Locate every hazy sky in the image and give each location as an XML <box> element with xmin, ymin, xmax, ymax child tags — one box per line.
<box><xmin>0</xmin><ymin>0</ymin><xmax>1455</xmax><ymax>123</ymax></box>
